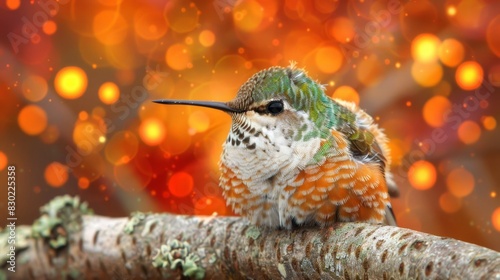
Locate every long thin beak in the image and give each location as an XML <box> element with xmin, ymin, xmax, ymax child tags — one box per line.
<box><xmin>152</xmin><ymin>99</ymin><xmax>243</xmax><ymax>113</ymax></box>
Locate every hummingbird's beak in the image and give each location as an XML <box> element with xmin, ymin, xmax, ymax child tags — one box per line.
<box><xmin>152</xmin><ymin>99</ymin><xmax>243</xmax><ymax>113</ymax></box>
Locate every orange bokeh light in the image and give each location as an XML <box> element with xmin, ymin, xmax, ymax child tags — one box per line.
<box><xmin>422</xmin><ymin>96</ymin><xmax>451</xmax><ymax>127</ymax></box>
<box><xmin>199</xmin><ymin>30</ymin><xmax>216</xmax><ymax>47</ymax></box>
<box><xmin>0</xmin><ymin>152</ymin><xmax>7</xmax><ymax>171</ymax></box>
<box><xmin>42</xmin><ymin>20</ymin><xmax>57</xmax><ymax>35</ymax></box>
<box><xmin>164</xmin><ymin>1</ymin><xmax>199</xmax><ymax>33</ymax></box>
<box><xmin>78</xmin><ymin>177</ymin><xmax>90</xmax><ymax>189</ymax></box>
<box><xmin>411</xmin><ymin>33</ymin><xmax>441</xmax><ymax>63</ymax></box>
<box><xmin>139</xmin><ymin>118</ymin><xmax>166</xmax><ymax>146</ymax></box>
<box><xmin>188</xmin><ymin>111</ymin><xmax>210</xmax><ymax>133</ymax></box>
<box><xmin>165</xmin><ymin>43</ymin><xmax>192</xmax><ymax>71</ymax></box>
<box><xmin>457</xmin><ymin>121</ymin><xmax>481</xmax><ymax>145</ymax></box>
<box><xmin>486</xmin><ymin>15</ymin><xmax>500</xmax><ymax>58</ymax></box>
<box><xmin>329</xmin><ymin>17</ymin><xmax>355</xmax><ymax>43</ymax></box>
<box><xmin>456</xmin><ymin>61</ymin><xmax>483</xmax><ymax>90</ymax></box>
<box><xmin>492</xmin><ymin>208</ymin><xmax>500</xmax><ymax>232</ymax></box>
<box><xmin>331</xmin><ymin>86</ymin><xmax>360</xmax><ymax>106</ymax></box>
<box><xmin>105</xmin><ymin>131</ymin><xmax>139</xmax><ymax>165</ymax></box>
<box><xmin>233</xmin><ymin>0</ymin><xmax>264</xmax><ymax>32</ymax></box>
<box><xmin>6</xmin><ymin>0</ymin><xmax>20</xmax><ymax>10</ymax></box>
<box><xmin>18</xmin><ymin>105</ymin><xmax>48</xmax><ymax>136</ymax></box>
<box><xmin>168</xmin><ymin>171</ymin><xmax>194</xmax><ymax>198</ymax></box>
<box><xmin>73</xmin><ymin>117</ymin><xmax>106</xmax><ymax>154</ymax></box>
<box><xmin>98</xmin><ymin>82</ymin><xmax>120</xmax><ymax>104</ymax></box>
<box><xmin>447</xmin><ymin>167</ymin><xmax>475</xmax><ymax>198</ymax></box>
<box><xmin>482</xmin><ymin>116</ymin><xmax>497</xmax><ymax>131</ymax></box>
<box><xmin>44</xmin><ymin>162</ymin><xmax>68</xmax><ymax>188</ymax></box>
<box><xmin>356</xmin><ymin>55</ymin><xmax>383</xmax><ymax>86</ymax></box>
<box><xmin>438</xmin><ymin>38</ymin><xmax>464</xmax><ymax>67</ymax></box>
<box><xmin>54</xmin><ymin>66</ymin><xmax>88</xmax><ymax>99</ymax></box>
<box><xmin>40</xmin><ymin>125</ymin><xmax>60</xmax><ymax>144</ymax></box>
<box><xmin>439</xmin><ymin>192</ymin><xmax>462</xmax><ymax>213</ymax></box>
<box><xmin>411</xmin><ymin>62</ymin><xmax>443</xmax><ymax>87</ymax></box>
<box><xmin>134</xmin><ymin>7</ymin><xmax>168</xmax><ymax>40</ymax></box>
<box><xmin>93</xmin><ymin>11</ymin><xmax>128</xmax><ymax>45</ymax></box>
<box><xmin>315</xmin><ymin>46</ymin><xmax>343</xmax><ymax>74</ymax></box>
<box><xmin>22</xmin><ymin>75</ymin><xmax>48</xmax><ymax>102</ymax></box>
<box><xmin>408</xmin><ymin>160</ymin><xmax>437</xmax><ymax>190</ymax></box>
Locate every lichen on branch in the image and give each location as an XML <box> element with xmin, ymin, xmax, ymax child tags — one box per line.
<box><xmin>1</xmin><ymin>196</ymin><xmax>500</xmax><ymax>279</ymax></box>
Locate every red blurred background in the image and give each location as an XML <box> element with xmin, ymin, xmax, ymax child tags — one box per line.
<box><xmin>0</xmin><ymin>0</ymin><xmax>499</xmax><ymax>251</ymax></box>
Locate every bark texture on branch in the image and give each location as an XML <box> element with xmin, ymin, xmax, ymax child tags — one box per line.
<box><xmin>1</xmin><ymin>196</ymin><xmax>499</xmax><ymax>280</ymax></box>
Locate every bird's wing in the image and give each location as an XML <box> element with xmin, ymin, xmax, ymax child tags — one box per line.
<box><xmin>334</xmin><ymin>100</ymin><xmax>399</xmax><ymax>198</ymax></box>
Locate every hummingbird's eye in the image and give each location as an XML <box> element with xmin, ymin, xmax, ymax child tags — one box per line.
<box><xmin>267</xmin><ymin>100</ymin><xmax>284</xmax><ymax>115</ymax></box>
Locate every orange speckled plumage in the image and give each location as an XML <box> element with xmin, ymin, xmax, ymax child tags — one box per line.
<box><xmin>220</xmin><ymin>127</ymin><xmax>391</xmax><ymax>228</ymax></box>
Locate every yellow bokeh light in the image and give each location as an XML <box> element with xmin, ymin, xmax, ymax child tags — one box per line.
<box><xmin>22</xmin><ymin>75</ymin><xmax>48</xmax><ymax>102</ymax></box>
<box><xmin>54</xmin><ymin>66</ymin><xmax>88</xmax><ymax>99</ymax></box>
<box><xmin>482</xmin><ymin>116</ymin><xmax>496</xmax><ymax>131</ymax></box>
<box><xmin>411</xmin><ymin>33</ymin><xmax>441</xmax><ymax>63</ymax></box>
<box><xmin>438</xmin><ymin>38</ymin><xmax>464</xmax><ymax>67</ymax></box>
<box><xmin>188</xmin><ymin>111</ymin><xmax>210</xmax><ymax>133</ymax></box>
<box><xmin>447</xmin><ymin>167</ymin><xmax>475</xmax><ymax>197</ymax></box>
<box><xmin>331</xmin><ymin>86</ymin><xmax>360</xmax><ymax>106</ymax></box>
<box><xmin>199</xmin><ymin>30</ymin><xmax>216</xmax><ymax>47</ymax></box>
<box><xmin>456</xmin><ymin>61</ymin><xmax>483</xmax><ymax>90</ymax></box>
<box><xmin>105</xmin><ymin>131</ymin><xmax>139</xmax><ymax>165</ymax></box>
<box><xmin>493</xmin><ymin>208</ymin><xmax>500</xmax><ymax>232</ymax></box>
<box><xmin>0</xmin><ymin>151</ymin><xmax>7</xmax><ymax>171</ymax></box>
<box><xmin>18</xmin><ymin>105</ymin><xmax>48</xmax><ymax>136</ymax></box>
<box><xmin>447</xmin><ymin>5</ymin><xmax>456</xmax><ymax>16</ymax></box>
<box><xmin>98</xmin><ymin>82</ymin><xmax>120</xmax><ymax>104</ymax></box>
<box><xmin>165</xmin><ymin>43</ymin><xmax>192</xmax><ymax>71</ymax></box>
<box><xmin>422</xmin><ymin>96</ymin><xmax>451</xmax><ymax>127</ymax></box>
<box><xmin>44</xmin><ymin>162</ymin><xmax>68</xmax><ymax>188</ymax></box>
<box><xmin>315</xmin><ymin>46</ymin><xmax>343</xmax><ymax>74</ymax></box>
<box><xmin>408</xmin><ymin>160</ymin><xmax>437</xmax><ymax>190</ymax></box>
<box><xmin>233</xmin><ymin>0</ymin><xmax>264</xmax><ymax>32</ymax></box>
<box><xmin>139</xmin><ymin>118</ymin><xmax>166</xmax><ymax>146</ymax></box>
<box><xmin>411</xmin><ymin>62</ymin><xmax>443</xmax><ymax>87</ymax></box>
<box><xmin>457</xmin><ymin>121</ymin><xmax>481</xmax><ymax>145</ymax></box>
<box><xmin>439</xmin><ymin>192</ymin><xmax>462</xmax><ymax>213</ymax></box>
<box><xmin>42</xmin><ymin>20</ymin><xmax>57</xmax><ymax>35</ymax></box>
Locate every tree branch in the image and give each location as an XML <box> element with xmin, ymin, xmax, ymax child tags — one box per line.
<box><xmin>2</xmin><ymin>196</ymin><xmax>499</xmax><ymax>279</ymax></box>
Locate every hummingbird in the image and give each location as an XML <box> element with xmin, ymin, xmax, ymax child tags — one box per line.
<box><xmin>154</xmin><ymin>65</ymin><xmax>399</xmax><ymax>229</ymax></box>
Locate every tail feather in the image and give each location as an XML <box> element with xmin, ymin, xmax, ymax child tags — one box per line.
<box><xmin>386</xmin><ymin>172</ymin><xmax>399</xmax><ymax>197</ymax></box>
<box><xmin>384</xmin><ymin>203</ymin><xmax>397</xmax><ymax>226</ymax></box>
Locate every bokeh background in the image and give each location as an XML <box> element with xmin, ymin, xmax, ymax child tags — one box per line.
<box><xmin>0</xmin><ymin>0</ymin><xmax>499</xmax><ymax>251</ymax></box>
